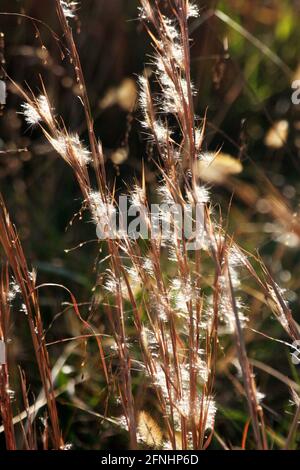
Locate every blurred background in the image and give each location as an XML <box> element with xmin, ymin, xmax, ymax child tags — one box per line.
<box><xmin>1</xmin><ymin>0</ymin><xmax>300</xmax><ymax>449</ymax></box>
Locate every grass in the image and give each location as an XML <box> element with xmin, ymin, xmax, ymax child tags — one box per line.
<box><xmin>0</xmin><ymin>0</ymin><xmax>299</xmax><ymax>450</ymax></box>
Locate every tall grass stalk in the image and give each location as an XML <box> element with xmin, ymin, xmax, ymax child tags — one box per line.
<box><xmin>0</xmin><ymin>0</ymin><xmax>299</xmax><ymax>450</ymax></box>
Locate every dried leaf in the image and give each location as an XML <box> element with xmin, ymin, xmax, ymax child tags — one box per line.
<box><xmin>116</xmin><ymin>78</ymin><xmax>137</xmax><ymax>111</ymax></box>
<box><xmin>264</xmin><ymin>120</ymin><xmax>289</xmax><ymax>149</ymax></box>
<box><xmin>111</xmin><ymin>147</ymin><xmax>128</xmax><ymax>165</ymax></box>
<box><xmin>196</xmin><ymin>152</ymin><xmax>243</xmax><ymax>183</ymax></box>
<box><xmin>99</xmin><ymin>78</ymin><xmax>137</xmax><ymax>112</ymax></box>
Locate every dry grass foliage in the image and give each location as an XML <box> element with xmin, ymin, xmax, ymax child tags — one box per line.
<box><xmin>0</xmin><ymin>0</ymin><xmax>299</xmax><ymax>450</ymax></box>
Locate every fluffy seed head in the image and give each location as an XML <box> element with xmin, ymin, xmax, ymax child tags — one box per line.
<box><xmin>88</xmin><ymin>190</ymin><xmax>115</xmax><ymax>227</ymax></box>
<box><xmin>130</xmin><ymin>185</ymin><xmax>146</xmax><ymax>207</ymax></box>
<box><xmin>60</xmin><ymin>1</ymin><xmax>78</xmax><ymax>19</ymax></box>
<box><xmin>21</xmin><ymin>102</ymin><xmax>40</xmax><ymax>126</ymax></box>
<box><xmin>138</xmin><ymin>1</ymin><xmax>154</xmax><ymax>22</ymax></box>
<box><xmin>187</xmin><ymin>1</ymin><xmax>200</xmax><ymax>18</ymax></box>
<box><xmin>49</xmin><ymin>133</ymin><xmax>91</xmax><ymax>167</ymax></box>
<box><xmin>21</xmin><ymin>95</ymin><xmax>53</xmax><ymax>127</ymax></box>
<box><xmin>194</xmin><ymin>184</ymin><xmax>210</xmax><ymax>204</ymax></box>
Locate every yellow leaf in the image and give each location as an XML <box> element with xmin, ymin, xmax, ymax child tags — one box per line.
<box><xmin>99</xmin><ymin>78</ymin><xmax>137</xmax><ymax>112</ymax></box>
<box><xmin>195</xmin><ymin>152</ymin><xmax>243</xmax><ymax>183</ymax></box>
<box><xmin>116</xmin><ymin>78</ymin><xmax>137</xmax><ymax>112</ymax></box>
<box><xmin>264</xmin><ymin>120</ymin><xmax>289</xmax><ymax>149</ymax></box>
<box><xmin>111</xmin><ymin>147</ymin><xmax>128</xmax><ymax>165</ymax></box>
